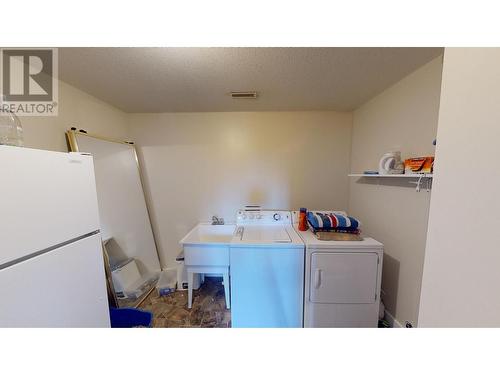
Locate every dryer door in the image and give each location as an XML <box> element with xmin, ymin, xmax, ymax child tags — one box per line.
<box><xmin>310</xmin><ymin>252</ymin><xmax>378</xmax><ymax>304</ymax></box>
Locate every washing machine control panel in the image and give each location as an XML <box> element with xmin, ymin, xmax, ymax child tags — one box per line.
<box><xmin>236</xmin><ymin>209</ymin><xmax>292</xmax><ymax>224</ymax></box>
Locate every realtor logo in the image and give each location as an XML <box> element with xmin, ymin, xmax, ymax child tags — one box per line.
<box><xmin>0</xmin><ymin>48</ymin><xmax>58</xmax><ymax>116</ymax></box>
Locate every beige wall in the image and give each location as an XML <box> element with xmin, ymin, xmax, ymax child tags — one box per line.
<box><xmin>129</xmin><ymin>112</ymin><xmax>352</xmax><ymax>266</ymax></box>
<box><xmin>348</xmin><ymin>57</ymin><xmax>443</xmax><ymax>326</ymax></box>
<box><xmin>21</xmin><ymin>80</ymin><xmax>129</xmax><ymax>152</ymax></box>
<box><xmin>419</xmin><ymin>48</ymin><xmax>500</xmax><ymax>327</ymax></box>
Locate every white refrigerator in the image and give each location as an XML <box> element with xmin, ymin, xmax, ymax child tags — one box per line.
<box><xmin>0</xmin><ymin>145</ymin><xmax>110</xmax><ymax>327</ymax></box>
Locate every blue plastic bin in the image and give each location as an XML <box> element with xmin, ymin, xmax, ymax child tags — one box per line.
<box><xmin>109</xmin><ymin>307</ymin><xmax>153</xmax><ymax>328</ymax></box>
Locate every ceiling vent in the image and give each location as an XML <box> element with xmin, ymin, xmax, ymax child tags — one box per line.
<box><xmin>230</xmin><ymin>91</ymin><xmax>258</xmax><ymax>99</ymax></box>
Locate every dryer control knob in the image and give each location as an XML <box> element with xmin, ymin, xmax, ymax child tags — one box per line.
<box><xmin>273</xmin><ymin>213</ymin><xmax>281</xmax><ymax>221</ymax></box>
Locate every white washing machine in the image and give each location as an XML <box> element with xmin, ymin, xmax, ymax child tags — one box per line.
<box><xmin>230</xmin><ymin>210</ymin><xmax>305</xmax><ymax>328</ymax></box>
<box><xmin>292</xmin><ymin>211</ymin><xmax>383</xmax><ymax>327</ymax></box>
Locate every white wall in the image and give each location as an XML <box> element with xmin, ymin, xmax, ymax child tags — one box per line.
<box><xmin>348</xmin><ymin>57</ymin><xmax>443</xmax><ymax>326</ymax></box>
<box><xmin>129</xmin><ymin>112</ymin><xmax>352</xmax><ymax>266</ymax></box>
<box><xmin>418</xmin><ymin>48</ymin><xmax>500</xmax><ymax>327</ymax></box>
<box><xmin>20</xmin><ymin>80</ymin><xmax>129</xmax><ymax>152</ymax></box>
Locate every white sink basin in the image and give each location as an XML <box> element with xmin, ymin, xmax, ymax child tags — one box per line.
<box><xmin>180</xmin><ymin>224</ymin><xmax>236</xmax><ymax>245</ymax></box>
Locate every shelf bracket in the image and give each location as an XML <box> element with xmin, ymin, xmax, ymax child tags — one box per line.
<box><xmin>408</xmin><ymin>175</ymin><xmax>431</xmax><ymax>192</ymax></box>
<box><xmin>348</xmin><ymin>173</ymin><xmax>433</xmax><ymax>192</ymax></box>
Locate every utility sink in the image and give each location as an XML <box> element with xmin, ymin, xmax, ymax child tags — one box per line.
<box><xmin>179</xmin><ymin>223</ymin><xmax>235</xmax><ymax>283</ymax></box>
<box><xmin>179</xmin><ymin>223</ymin><xmax>235</xmax><ymax>309</ymax></box>
<box><xmin>180</xmin><ymin>224</ymin><xmax>236</xmax><ymax>246</ymax></box>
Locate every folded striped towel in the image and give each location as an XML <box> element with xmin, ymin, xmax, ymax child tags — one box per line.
<box><xmin>307</xmin><ymin>212</ymin><xmax>361</xmax><ymax>232</ymax></box>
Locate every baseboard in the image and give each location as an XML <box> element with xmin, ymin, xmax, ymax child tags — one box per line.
<box><xmin>384</xmin><ymin>310</ymin><xmax>403</xmax><ymax>328</ymax></box>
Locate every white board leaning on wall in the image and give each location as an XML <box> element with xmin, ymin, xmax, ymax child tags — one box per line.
<box><xmin>67</xmin><ymin>131</ymin><xmax>161</xmax><ymax>275</ymax></box>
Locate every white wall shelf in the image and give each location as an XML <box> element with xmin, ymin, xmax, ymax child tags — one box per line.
<box><xmin>348</xmin><ymin>173</ymin><xmax>433</xmax><ymax>191</ymax></box>
<box><xmin>348</xmin><ymin>173</ymin><xmax>433</xmax><ymax>178</ymax></box>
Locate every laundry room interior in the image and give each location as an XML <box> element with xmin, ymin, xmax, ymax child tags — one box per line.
<box><xmin>2</xmin><ymin>47</ymin><xmax>499</xmax><ymax>329</ymax></box>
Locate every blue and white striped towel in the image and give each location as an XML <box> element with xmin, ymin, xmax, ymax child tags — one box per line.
<box><xmin>307</xmin><ymin>211</ymin><xmax>361</xmax><ymax>231</ymax></box>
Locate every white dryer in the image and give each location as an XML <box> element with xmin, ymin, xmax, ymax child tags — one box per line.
<box><xmin>230</xmin><ymin>210</ymin><xmax>305</xmax><ymax>328</ymax></box>
<box><xmin>292</xmin><ymin>211</ymin><xmax>383</xmax><ymax>327</ymax></box>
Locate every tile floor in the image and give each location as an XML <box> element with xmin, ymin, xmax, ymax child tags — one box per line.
<box><xmin>139</xmin><ymin>277</ymin><xmax>231</xmax><ymax>328</ymax></box>
<box><xmin>139</xmin><ymin>277</ymin><xmax>388</xmax><ymax>328</ymax></box>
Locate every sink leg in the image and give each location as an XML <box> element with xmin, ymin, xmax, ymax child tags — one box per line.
<box><xmin>187</xmin><ymin>271</ymin><xmax>194</xmax><ymax>309</ymax></box>
<box><xmin>223</xmin><ymin>271</ymin><xmax>230</xmax><ymax>309</ymax></box>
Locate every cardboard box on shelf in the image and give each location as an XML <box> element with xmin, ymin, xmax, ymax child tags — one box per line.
<box><xmin>404</xmin><ymin>156</ymin><xmax>434</xmax><ymax>174</ymax></box>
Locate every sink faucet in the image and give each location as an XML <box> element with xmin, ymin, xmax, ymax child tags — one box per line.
<box><xmin>212</xmin><ymin>216</ymin><xmax>224</xmax><ymax>225</ymax></box>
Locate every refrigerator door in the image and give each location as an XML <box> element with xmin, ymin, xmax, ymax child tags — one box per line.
<box><xmin>0</xmin><ymin>146</ymin><xmax>100</xmax><ymax>266</ymax></box>
<box><xmin>0</xmin><ymin>233</ymin><xmax>110</xmax><ymax>327</ymax></box>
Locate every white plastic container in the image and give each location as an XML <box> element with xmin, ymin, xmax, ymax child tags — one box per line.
<box><xmin>156</xmin><ymin>268</ymin><xmax>177</xmax><ymax>296</ymax></box>
<box><xmin>111</xmin><ymin>258</ymin><xmax>159</xmax><ymax>299</ymax></box>
<box><xmin>124</xmin><ymin>272</ymin><xmax>159</xmax><ymax>299</ymax></box>
<box><xmin>111</xmin><ymin>259</ymin><xmax>141</xmax><ymax>294</ymax></box>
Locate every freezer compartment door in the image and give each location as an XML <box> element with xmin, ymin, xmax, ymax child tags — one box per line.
<box><xmin>0</xmin><ymin>233</ymin><xmax>110</xmax><ymax>327</ymax></box>
<box><xmin>310</xmin><ymin>252</ymin><xmax>378</xmax><ymax>304</ymax></box>
<box><xmin>0</xmin><ymin>146</ymin><xmax>100</xmax><ymax>265</ymax></box>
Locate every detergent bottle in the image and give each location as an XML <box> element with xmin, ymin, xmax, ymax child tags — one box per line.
<box><xmin>298</xmin><ymin>208</ymin><xmax>308</xmax><ymax>231</ymax></box>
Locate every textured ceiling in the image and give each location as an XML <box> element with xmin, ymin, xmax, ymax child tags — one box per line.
<box><xmin>59</xmin><ymin>47</ymin><xmax>443</xmax><ymax>113</ymax></box>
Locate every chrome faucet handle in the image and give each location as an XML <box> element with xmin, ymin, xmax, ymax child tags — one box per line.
<box><xmin>211</xmin><ymin>216</ymin><xmax>224</xmax><ymax>225</ymax></box>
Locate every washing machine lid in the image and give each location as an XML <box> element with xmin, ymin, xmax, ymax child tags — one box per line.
<box><xmin>232</xmin><ymin>225</ymin><xmax>304</xmax><ymax>247</ymax></box>
<box><xmin>243</xmin><ymin>225</ymin><xmax>291</xmax><ymax>242</ymax></box>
